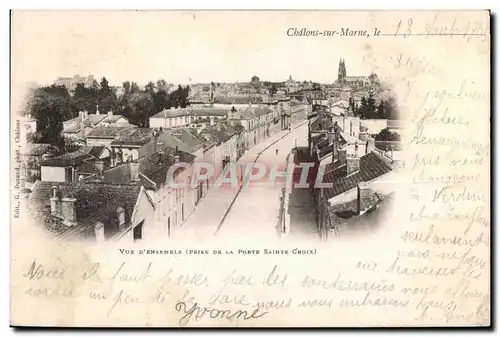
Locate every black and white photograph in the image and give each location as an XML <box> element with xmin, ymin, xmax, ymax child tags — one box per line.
<box><xmin>9</xmin><ymin>10</ymin><xmax>490</xmax><ymax>328</ymax></box>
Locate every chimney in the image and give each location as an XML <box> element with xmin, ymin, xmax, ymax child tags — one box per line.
<box><xmin>156</xmin><ymin>141</ymin><xmax>164</xmax><ymax>163</ymax></box>
<box><xmin>94</xmin><ymin>222</ymin><xmax>105</xmax><ymax>243</ymax></box>
<box><xmin>108</xmin><ymin>110</ymin><xmax>113</xmax><ymax>118</ymax></box>
<box><xmin>366</xmin><ymin>138</ymin><xmax>375</xmax><ymax>154</ymax></box>
<box><xmin>61</xmin><ymin>197</ymin><xmax>77</xmax><ymax>226</ymax></box>
<box><xmin>346</xmin><ymin>154</ymin><xmax>360</xmax><ymax>175</ymax></box>
<box><xmin>116</xmin><ymin>207</ymin><xmax>125</xmax><ymax>228</ymax></box>
<box><xmin>96</xmin><ymin>105</ymin><xmax>100</xmax><ymax>115</ymax></box>
<box><xmin>84</xmin><ymin>110</ymin><xmax>89</xmax><ymax>119</ymax></box>
<box><xmin>79</xmin><ymin>111</ymin><xmax>84</xmax><ymax>120</ymax></box>
<box><xmin>50</xmin><ymin>186</ymin><xmax>60</xmax><ymax>216</ymax></box>
<box><xmin>95</xmin><ymin>160</ymin><xmax>104</xmax><ymax>178</ymax></box>
<box><xmin>328</xmin><ymin>127</ymin><xmax>334</xmax><ymax>144</ymax></box>
<box><xmin>357</xmin><ymin>182</ymin><xmax>372</xmax><ymax>215</ymax></box>
<box><xmin>80</xmin><ymin>118</ymin><xmax>85</xmax><ymax>138</ymax></box>
<box><xmin>338</xmin><ymin>148</ymin><xmax>347</xmax><ymax>165</ymax></box>
<box><xmin>130</xmin><ymin>161</ymin><xmax>140</xmax><ymax>182</ymax></box>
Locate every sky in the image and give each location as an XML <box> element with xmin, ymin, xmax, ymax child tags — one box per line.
<box><xmin>11</xmin><ymin>11</ymin><xmax>378</xmax><ymax>88</ymax></box>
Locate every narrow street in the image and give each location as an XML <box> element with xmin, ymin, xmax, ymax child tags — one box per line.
<box><xmin>175</xmin><ymin>120</ymin><xmax>311</xmax><ymax>244</ymax></box>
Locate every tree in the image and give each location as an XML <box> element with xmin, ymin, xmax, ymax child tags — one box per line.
<box><xmin>359</xmin><ymin>96</ymin><xmax>367</xmax><ymax>119</ymax></box>
<box><xmin>377</xmin><ymin>100</ymin><xmax>387</xmax><ymax>119</ymax></box>
<box><xmin>72</xmin><ymin>83</ymin><xmax>98</xmax><ymax>112</ymax></box>
<box><xmin>27</xmin><ymin>85</ymin><xmax>71</xmax><ymax>152</ymax></box>
<box><xmin>130</xmin><ymin>82</ymin><xmax>140</xmax><ymax>94</ymax></box>
<box><xmin>375</xmin><ymin>128</ymin><xmax>401</xmax><ymax>142</ymax></box>
<box><xmin>385</xmin><ymin>96</ymin><xmax>399</xmax><ymax>120</ymax></box>
<box><xmin>126</xmin><ymin>92</ymin><xmax>154</xmax><ymax>127</ymax></box>
<box><xmin>250</xmin><ymin>75</ymin><xmax>261</xmax><ymax>92</ymax></box>
<box><xmin>269</xmin><ymin>84</ymin><xmax>277</xmax><ymax>97</ymax></box>
<box><xmin>156</xmin><ymin>79</ymin><xmax>167</xmax><ymax>89</ymax></box>
<box><xmin>123</xmin><ymin>81</ymin><xmax>131</xmax><ymax>95</ymax></box>
<box><xmin>145</xmin><ymin>81</ymin><xmax>156</xmax><ymax>94</ymax></box>
<box><xmin>366</xmin><ymin>91</ymin><xmax>377</xmax><ymax>119</ymax></box>
<box><xmin>100</xmin><ymin>77</ymin><xmax>110</xmax><ymax>94</ymax></box>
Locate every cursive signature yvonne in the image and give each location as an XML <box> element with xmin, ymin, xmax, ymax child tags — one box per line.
<box><xmin>174</xmin><ymin>301</ymin><xmax>268</xmax><ymax>326</ymax></box>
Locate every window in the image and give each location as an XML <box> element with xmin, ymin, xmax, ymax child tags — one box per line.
<box><xmin>133</xmin><ymin>220</ymin><xmax>144</xmax><ymax>241</ymax></box>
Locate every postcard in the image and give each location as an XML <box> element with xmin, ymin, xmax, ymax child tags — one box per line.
<box><xmin>10</xmin><ymin>10</ymin><xmax>490</xmax><ymax>327</ymax></box>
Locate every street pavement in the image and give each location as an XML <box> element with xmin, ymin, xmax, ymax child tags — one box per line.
<box><xmin>175</xmin><ymin>120</ymin><xmax>310</xmax><ymax>244</ymax></box>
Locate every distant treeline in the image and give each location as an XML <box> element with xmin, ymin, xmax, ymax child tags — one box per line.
<box><xmin>25</xmin><ymin>77</ymin><xmax>190</xmax><ymax>151</ymax></box>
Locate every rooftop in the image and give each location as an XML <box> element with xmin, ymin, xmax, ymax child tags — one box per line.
<box><xmin>150</xmin><ymin>107</ymin><xmax>229</xmax><ymax>119</ymax></box>
<box><xmin>86</xmin><ymin>126</ymin><xmax>137</xmax><ymax>139</ymax></box>
<box><xmin>322</xmin><ymin>152</ymin><xmax>393</xmax><ymax>200</ymax></box>
<box><xmin>329</xmin><ymin>192</ymin><xmax>395</xmax><ymax>233</ymax></box>
<box><xmin>111</xmin><ymin>128</ymin><xmax>156</xmax><ymax>146</ymax></box>
<box><xmin>29</xmin><ymin>181</ymin><xmax>145</xmax><ymax>239</ymax></box>
<box><xmin>102</xmin><ymin>145</ymin><xmax>196</xmax><ymax>189</ymax></box>
<box><xmin>40</xmin><ymin>149</ymin><xmax>96</xmax><ymax>167</ymax></box>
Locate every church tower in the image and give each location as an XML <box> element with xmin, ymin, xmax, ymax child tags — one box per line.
<box><xmin>338</xmin><ymin>58</ymin><xmax>347</xmax><ymax>84</ymax></box>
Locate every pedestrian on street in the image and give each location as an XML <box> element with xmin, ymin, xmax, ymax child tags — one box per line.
<box><xmin>276</xmin><ymin>149</ymin><xmax>279</xmax><ymax>155</ymax></box>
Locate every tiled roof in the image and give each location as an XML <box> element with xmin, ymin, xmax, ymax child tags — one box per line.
<box><xmin>40</xmin><ymin>149</ymin><xmax>95</xmax><ymax>167</ymax></box>
<box><xmin>84</xmin><ymin>114</ymin><xmax>107</xmax><ymax>126</ymax></box>
<box><xmin>103</xmin><ymin>115</ymin><xmax>126</xmax><ymax>123</ymax></box>
<box><xmin>88</xmin><ymin>146</ymin><xmax>106</xmax><ymax>158</ymax></box>
<box><xmin>213</xmin><ymin>95</ymin><xmax>263</xmax><ymax>105</ymax></box>
<box><xmin>63</xmin><ymin>125</ymin><xmax>82</xmax><ymax>133</ymax></box>
<box><xmin>322</xmin><ymin>152</ymin><xmax>393</xmax><ymax>200</ymax></box>
<box><xmin>87</xmin><ymin>126</ymin><xmax>137</xmax><ymax>139</ymax></box>
<box><xmin>102</xmin><ymin>146</ymin><xmax>196</xmax><ymax>189</ymax></box>
<box><xmin>201</xmin><ymin>124</ymin><xmax>239</xmax><ymax>144</ymax></box>
<box><xmin>150</xmin><ymin>107</ymin><xmax>228</xmax><ymax>119</ymax></box>
<box><xmin>310</xmin><ymin>116</ymin><xmax>333</xmax><ymax>133</ymax></box>
<box><xmin>327</xmin><ymin>191</ymin><xmax>384</xmax><ymax>228</ymax></box>
<box><xmin>29</xmin><ymin>181</ymin><xmax>144</xmax><ymax>239</ymax></box>
<box><xmin>164</xmin><ymin>128</ymin><xmax>205</xmax><ymax>153</ymax></box>
<box><xmin>111</xmin><ymin>128</ymin><xmax>156</xmax><ymax>146</ymax></box>
<box><xmin>329</xmin><ymin>192</ymin><xmax>395</xmax><ymax>233</ymax></box>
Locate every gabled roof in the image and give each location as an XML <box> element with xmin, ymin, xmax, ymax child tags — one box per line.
<box><xmin>40</xmin><ymin>149</ymin><xmax>95</xmax><ymax>167</ymax></box>
<box><xmin>102</xmin><ymin>146</ymin><xmax>196</xmax><ymax>189</ymax></box>
<box><xmin>309</xmin><ymin>116</ymin><xmax>333</xmax><ymax>133</ymax></box>
<box><xmin>322</xmin><ymin>152</ymin><xmax>393</xmax><ymax>200</ymax></box>
<box><xmin>201</xmin><ymin>124</ymin><xmax>239</xmax><ymax>144</ymax></box>
<box><xmin>111</xmin><ymin>128</ymin><xmax>156</xmax><ymax>146</ymax></box>
<box><xmin>29</xmin><ymin>181</ymin><xmax>146</xmax><ymax>239</ymax></box>
<box><xmin>88</xmin><ymin>146</ymin><xmax>107</xmax><ymax>158</ymax></box>
<box><xmin>86</xmin><ymin>126</ymin><xmax>137</xmax><ymax>139</ymax></box>
<box><xmin>150</xmin><ymin>107</ymin><xmax>228</xmax><ymax>119</ymax></box>
<box><xmin>212</xmin><ymin>95</ymin><xmax>263</xmax><ymax>105</ymax></box>
<box><xmin>103</xmin><ymin>115</ymin><xmax>126</xmax><ymax>123</ymax></box>
<box><xmin>328</xmin><ymin>192</ymin><xmax>395</xmax><ymax>232</ymax></box>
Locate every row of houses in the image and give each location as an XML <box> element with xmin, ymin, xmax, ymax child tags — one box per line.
<box><xmin>285</xmin><ymin>106</ymin><xmax>402</xmax><ymax>239</ymax></box>
<box><xmin>25</xmin><ymin>122</ymin><xmax>246</xmax><ymax>243</ymax></box>
<box><xmin>22</xmin><ymin>94</ymin><xmax>311</xmax><ymax>244</ymax></box>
